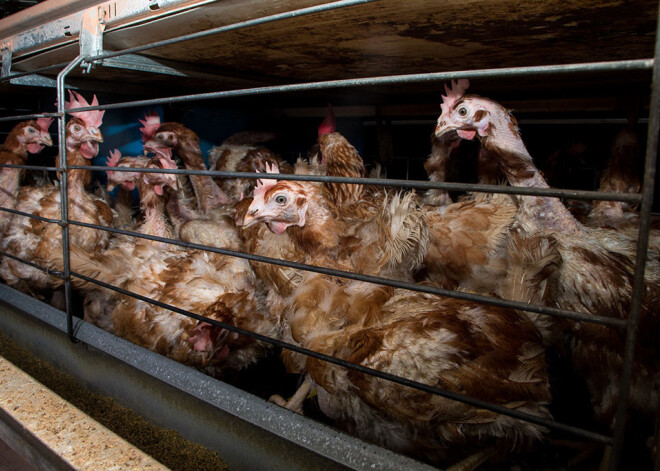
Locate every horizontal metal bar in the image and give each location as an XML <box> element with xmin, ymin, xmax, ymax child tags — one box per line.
<box><xmin>0</xmin><ymin>112</ymin><xmax>61</xmax><ymax>123</ymax></box>
<box><xmin>70</xmin><ymin>270</ymin><xmax>612</xmax><ymax>445</ymax></box>
<box><xmin>0</xmin><ymin>63</ymin><xmax>69</xmax><ymax>82</ymax></box>
<box><xmin>61</xmin><ymin>59</ymin><xmax>653</xmax><ymax>116</ymax></box>
<box><xmin>0</xmin><ymin>249</ymin><xmax>64</xmax><ymax>279</ymax></box>
<box><xmin>0</xmin><ymin>164</ymin><xmax>59</xmax><ymax>172</ymax></box>
<box><xmin>71</xmin><ymin>165</ymin><xmax>641</xmax><ymax>204</ymax></box>
<box><xmin>365</xmin><ymin>118</ymin><xmax>652</xmax><ymax>127</ymax></box>
<box><xmin>0</xmin><ymin>205</ymin><xmax>62</xmax><ymax>225</ymax></box>
<box><xmin>66</xmin><ymin>218</ymin><xmax>628</xmax><ymax>329</ymax></box>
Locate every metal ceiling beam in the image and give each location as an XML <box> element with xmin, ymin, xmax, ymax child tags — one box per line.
<box><xmin>0</xmin><ymin>0</ymin><xmax>214</xmax><ymax>60</ymax></box>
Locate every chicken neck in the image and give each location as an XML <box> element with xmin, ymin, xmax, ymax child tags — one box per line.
<box><xmin>137</xmin><ymin>182</ymin><xmax>173</xmax><ymax>240</ymax></box>
<box><xmin>57</xmin><ymin>150</ymin><xmax>93</xmax><ymax>189</ymax></box>
<box><xmin>175</xmin><ymin>138</ymin><xmax>229</xmax><ymax>211</ymax></box>
<box><xmin>290</xmin><ymin>186</ymin><xmax>346</xmax><ymax>267</ymax></box>
<box><xmin>480</xmin><ymin>109</ymin><xmax>582</xmax><ymax>234</ymax></box>
<box><xmin>0</xmin><ymin>147</ymin><xmax>29</xmax><ymax>234</ymax></box>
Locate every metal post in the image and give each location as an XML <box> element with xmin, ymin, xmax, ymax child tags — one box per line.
<box><xmin>609</xmin><ymin>2</ymin><xmax>660</xmax><ymax>469</ymax></box>
<box><xmin>55</xmin><ymin>54</ymin><xmax>86</xmax><ymax>343</ymax></box>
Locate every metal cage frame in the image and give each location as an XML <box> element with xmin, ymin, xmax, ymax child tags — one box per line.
<box><xmin>0</xmin><ymin>0</ymin><xmax>658</xmax><ymax>469</ymax></box>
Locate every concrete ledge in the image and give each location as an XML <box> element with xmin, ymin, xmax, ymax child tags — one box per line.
<box><xmin>0</xmin><ymin>355</ymin><xmax>167</xmax><ymax>470</ymax></box>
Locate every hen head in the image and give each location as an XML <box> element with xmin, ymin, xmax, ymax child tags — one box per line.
<box><xmin>65</xmin><ymin>117</ymin><xmax>103</xmax><ymax>159</ymax></box>
<box><xmin>106</xmin><ymin>148</ymin><xmax>177</xmax><ymax>196</ymax></box>
<box><xmin>434</xmin><ymin>79</ymin><xmax>510</xmax><ymax>142</ymax></box>
<box><xmin>64</xmin><ymin>91</ymin><xmax>104</xmax><ymax>159</ymax></box>
<box><xmin>143</xmin><ymin>122</ymin><xmax>198</xmax><ymax>160</ymax></box>
<box><xmin>14</xmin><ymin>118</ymin><xmax>54</xmax><ymax>154</ymax></box>
<box><xmin>105</xmin><ymin>150</ymin><xmax>141</xmax><ymax>192</ymax></box>
<box><xmin>242</xmin><ymin>163</ymin><xmax>309</xmax><ymax>234</ymax></box>
<box><xmin>142</xmin><ymin>149</ymin><xmax>179</xmax><ymax>196</ymax></box>
<box><xmin>143</xmin><ymin>128</ymin><xmax>177</xmax><ymax>158</ymax></box>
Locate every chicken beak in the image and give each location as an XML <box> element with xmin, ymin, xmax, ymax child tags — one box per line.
<box><xmin>40</xmin><ymin>134</ymin><xmax>53</xmax><ymax>147</ymax></box>
<box><xmin>241</xmin><ymin>212</ymin><xmax>258</xmax><ymax>228</ymax></box>
<box><xmin>434</xmin><ymin>120</ymin><xmax>455</xmax><ymax>138</ymax></box>
<box><xmin>242</xmin><ymin>201</ymin><xmax>267</xmax><ymax>228</ymax></box>
<box><xmin>84</xmin><ymin>127</ymin><xmax>104</xmax><ymax>143</ymax></box>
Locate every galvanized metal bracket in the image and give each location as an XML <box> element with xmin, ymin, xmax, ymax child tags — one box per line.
<box><xmin>1</xmin><ymin>41</ymin><xmax>12</xmax><ymax>78</ymax></box>
<box><xmin>79</xmin><ymin>6</ymin><xmax>107</xmax><ymax>73</ymax></box>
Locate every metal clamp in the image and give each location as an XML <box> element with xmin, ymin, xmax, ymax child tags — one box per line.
<box><xmin>80</xmin><ymin>7</ymin><xmax>107</xmax><ymax>72</ymax></box>
<box><xmin>1</xmin><ymin>42</ymin><xmax>12</xmax><ymax>78</ymax></box>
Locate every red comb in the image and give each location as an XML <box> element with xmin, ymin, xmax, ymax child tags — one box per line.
<box><xmin>36</xmin><ymin>117</ymin><xmax>54</xmax><ymax>133</ymax></box>
<box><xmin>318</xmin><ymin>104</ymin><xmax>336</xmax><ymax>136</ymax></box>
<box><xmin>139</xmin><ymin>111</ymin><xmax>161</xmax><ymax>143</ymax></box>
<box><xmin>254</xmin><ymin>162</ymin><xmax>280</xmax><ymax>199</ymax></box>
<box><xmin>440</xmin><ymin>79</ymin><xmax>470</xmax><ymax>116</ymax></box>
<box><xmin>65</xmin><ymin>90</ymin><xmax>105</xmax><ymax>129</ymax></box>
<box><xmin>106</xmin><ymin>149</ymin><xmax>121</xmax><ymax>168</ymax></box>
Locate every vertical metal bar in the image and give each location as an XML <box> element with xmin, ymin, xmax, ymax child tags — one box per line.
<box><xmin>609</xmin><ymin>3</ymin><xmax>660</xmax><ymax>469</ymax></box>
<box><xmin>55</xmin><ymin>55</ymin><xmax>85</xmax><ymax>343</ymax></box>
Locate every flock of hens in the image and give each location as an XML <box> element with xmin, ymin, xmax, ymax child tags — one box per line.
<box><xmin>0</xmin><ymin>81</ymin><xmax>658</xmax><ymax>469</ymax></box>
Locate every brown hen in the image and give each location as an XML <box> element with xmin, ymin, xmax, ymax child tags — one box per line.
<box><xmin>0</xmin><ymin>117</ymin><xmax>53</xmax><ymax>236</ymax></box>
<box><xmin>0</xmin><ymin>92</ymin><xmax>111</xmax><ymax>299</ymax></box>
<box><xmin>435</xmin><ymin>80</ymin><xmax>660</xmax><ymax>425</ymax></box>
<box><xmin>241</xmin><ymin>167</ymin><xmax>551</xmax><ymax>465</ymax></box>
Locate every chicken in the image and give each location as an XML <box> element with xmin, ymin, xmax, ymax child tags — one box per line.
<box><xmin>241</xmin><ymin>167</ymin><xmax>551</xmax><ymax>465</ymax></box>
<box><xmin>207</xmin><ymin>129</ymin><xmax>280</xmax><ymax>203</ymax></box>
<box><xmin>52</xmin><ymin>228</ymin><xmax>277</xmax><ymax>371</ymax></box>
<box><xmin>417</xmin><ymin>86</ymin><xmax>515</xmax><ymax>293</ymax></box>
<box><xmin>411</xmin><ymin>81</ymin><xmax>521</xmax><ymax>293</ymax></box>
<box><xmin>238</xmin><ymin>155</ymin><xmax>426</xmax><ymax>391</ymax></box>
<box><xmin>56</xmin><ymin>92</ymin><xmax>105</xmax><ymax>190</ymax></box>
<box><xmin>420</xmin><ymin>194</ymin><xmax>517</xmax><ymax>292</ymax></box>
<box><xmin>178</xmin><ymin>147</ymin><xmax>292</xmax><ymax>252</ymax></box>
<box><xmin>82</xmin><ymin>149</ymin><xmax>179</xmax><ymax>331</ymax></box>
<box><xmin>586</xmin><ymin>115</ymin><xmax>644</xmax><ymax>230</ymax></box>
<box><xmin>143</xmin><ymin>121</ymin><xmax>230</xmax><ymax>212</ymax></box>
<box><xmin>421</xmin><ymin>132</ymin><xmax>461</xmax><ymax>207</ymax></box>
<box><xmin>232</xmin><ymin>158</ymin><xmax>324</xmax><ymax>345</ymax></box>
<box><xmin>105</xmin><ymin>149</ymin><xmax>179</xmax><ymax>243</ymax></box>
<box><xmin>316</xmin><ymin>104</ymin><xmax>368</xmax><ymax>210</ymax></box>
<box><xmin>434</xmin><ymin>80</ymin><xmax>660</xmax><ymax>425</ymax></box>
<box><xmin>48</xmin><ymin>147</ymin><xmax>277</xmax><ymax>371</ymax></box>
<box><xmin>422</xmin><ymin>83</ymin><xmax>504</xmax><ymax>208</ymax></box>
<box><xmin>0</xmin><ymin>92</ymin><xmax>111</xmax><ymax>298</ymax></box>
<box><xmin>0</xmin><ymin>117</ymin><xmax>54</xmax><ymax>235</ymax></box>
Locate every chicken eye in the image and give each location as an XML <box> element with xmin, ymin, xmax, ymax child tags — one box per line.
<box><xmin>73</xmin><ymin>124</ymin><xmax>81</xmax><ymax>132</ymax></box>
<box><xmin>458</xmin><ymin>107</ymin><xmax>468</xmax><ymax>117</ymax></box>
<box><xmin>275</xmin><ymin>195</ymin><xmax>287</xmax><ymax>205</ymax></box>
<box><xmin>27</xmin><ymin>127</ymin><xmax>36</xmax><ymax>134</ymax></box>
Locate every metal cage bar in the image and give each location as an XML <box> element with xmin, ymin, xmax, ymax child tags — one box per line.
<box><xmin>0</xmin><ymin>162</ymin><xmax>645</xmax><ymax>203</ymax></box>
<box><xmin>57</xmin><ymin>59</ymin><xmax>654</xmax><ymax>115</ymax></box>
<box><xmin>55</xmin><ymin>55</ymin><xmax>85</xmax><ymax>342</ymax></box>
<box><xmin>608</xmin><ymin>3</ymin><xmax>660</xmax><ymax>469</ymax></box>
